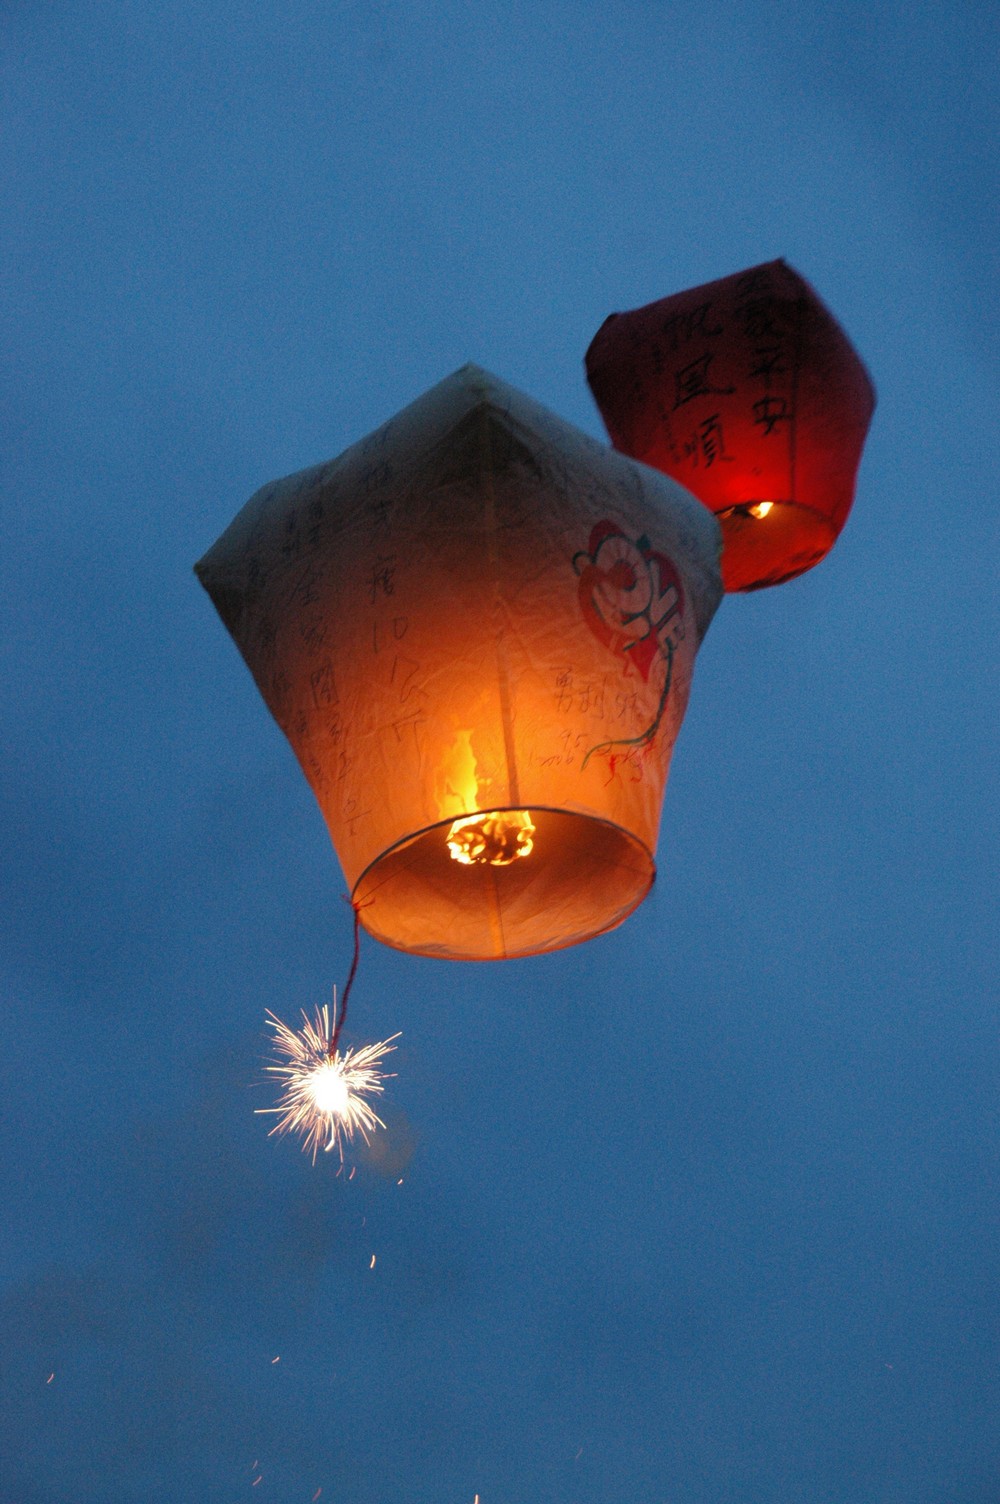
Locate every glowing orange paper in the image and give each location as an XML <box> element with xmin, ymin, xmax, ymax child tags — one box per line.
<box><xmin>196</xmin><ymin>366</ymin><xmax>722</xmax><ymax>959</ymax></box>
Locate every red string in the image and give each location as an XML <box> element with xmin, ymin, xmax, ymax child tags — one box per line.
<box><xmin>328</xmin><ymin>897</ymin><xmax>372</xmax><ymax>1057</ymax></box>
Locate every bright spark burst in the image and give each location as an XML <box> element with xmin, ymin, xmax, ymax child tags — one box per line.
<box><xmin>256</xmin><ymin>1005</ymin><xmax>398</xmax><ymax>1164</ymax></box>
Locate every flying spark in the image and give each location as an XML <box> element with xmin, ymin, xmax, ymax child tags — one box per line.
<box><xmin>256</xmin><ymin>1005</ymin><xmax>398</xmax><ymax>1163</ymax></box>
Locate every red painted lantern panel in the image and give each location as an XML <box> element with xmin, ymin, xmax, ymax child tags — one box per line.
<box><xmin>585</xmin><ymin>259</ymin><xmax>876</xmax><ymax>592</ymax></box>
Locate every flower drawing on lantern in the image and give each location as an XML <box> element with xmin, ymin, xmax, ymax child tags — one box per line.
<box><xmin>573</xmin><ymin>521</ymin><xmax>685</xmax><ymax>767</ymax></box>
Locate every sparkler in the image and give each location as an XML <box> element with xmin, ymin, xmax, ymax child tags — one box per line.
<box><xmin>256</xmin><ymin>1002</ymin><xmax>399</xmax><ymax>1163</ymax></box>
<box><xmin>256</xmin><ymin>898</ymin><xmax>396</xmax><ymax>1164</ymax></box>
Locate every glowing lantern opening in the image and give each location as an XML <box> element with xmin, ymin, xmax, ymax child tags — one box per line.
<box><xmin>585</xmin><ymin>259</ymin><xmax>876</xmax><ymax>592</ymax></box>
<box><xmin>197</xmin><ymin>366</ymin><xmax>723</xmax><ymax>959</ymax></box>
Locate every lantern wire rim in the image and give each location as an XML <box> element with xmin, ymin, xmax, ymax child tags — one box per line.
<box><xmin>350</xmin><ymin>805</ymin><xmax>657</xmax><ymax>963</ymax></box>
<box><xmin>712</xmin><ymin>497</ymin><xmax>841</xmax><ymax>592</ymax></box>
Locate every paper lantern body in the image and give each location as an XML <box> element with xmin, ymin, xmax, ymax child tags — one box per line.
<box><xmin>585</xmin><ymin>259</ymin><xmax>876</xmax><ymax>592</ymax></box>
<box><xmin>196</xmin><ymin>366</ymin><xmax>722</xmax><ymax>960</ymax></box>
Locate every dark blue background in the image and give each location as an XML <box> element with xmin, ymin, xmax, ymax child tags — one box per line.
<box><xmin>3</xmin><ymin>3</ymin><xmax>997</xmax><ymax>1499</ymax></box>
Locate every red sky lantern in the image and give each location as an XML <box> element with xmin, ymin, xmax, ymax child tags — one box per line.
<box><xmin>585</xmin><ymin>259</ymin><xmax>876</xmax><ymax>592</ymax></box>
<box><xmin>197</xmin><ymin>366</ymin><xmax>722</xmax><ymax>961</ymax></box>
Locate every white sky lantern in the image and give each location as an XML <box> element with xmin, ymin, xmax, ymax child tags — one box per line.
<box><xmin>196</xmin><ymin>366</ymin><xmax>722</xmax><ymax>960</ymax></box>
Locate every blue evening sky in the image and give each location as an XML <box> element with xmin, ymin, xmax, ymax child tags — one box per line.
<box><xmin>2</xmin><ymin>2</ymin><xmax>997</xmax><ymax>1500</ymax></box>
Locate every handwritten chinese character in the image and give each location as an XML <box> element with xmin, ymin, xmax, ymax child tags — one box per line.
<box><xmin>673</xmin><ymin>352</ymin><xmax>735</xmax><ymax>410</ymax></box>
<box><xmin>698</xmin><ymin>413</ymin><xmax>731</xmax><ymax>467</ymax></box>
<box><xmin>749</xmin><ymin>345</ymin><xmax>786</xmax><ymax>386</ymax></box>
<box><xmin>555</xmin><ymin>670</ymin><xmax>574</xmax><ymax>714</ymax></box>
<box><xmin>576</xmin><ymin>680</ymin><xmax>604</xmax><ymax>717</ymax></box>
<box><xmin>679</xmin><ymin>414</ymin><xmax>731</xmax><ymax>467</ymax></box>
<box><xmin>309</xmin><ymin>662</ymin><xmax>338</xmax><ymax>708</ymax></box>
<box><xmin>288</xmin><ymin>565</ymin><xmax>320</xmax><ymax>607</ymax></box>
<box><xmin>734</xmin><ymin>267</ymin><xmax>773</xmax><ymax>300</ymax></box>
<box><xmin>737</xmin><ymin>299</ymin><xmax>783</xmax><ymax>342</ymax></box>
<box><xmin>300</xmin><ymin>617</ymin><xmax>328</xmax><ymax>649</ymax></box>
<box><xmin>752</xmin><ymin>395</ymin><xmax>791</xmax><ymax>435</ymax></box>
<box><xmin>661</xmin><ymin>301</ymin><xmax>723</xmax><ymax>352</ymax></box>
<box><xmin>368</xmin><ymin>553</ymin><xmax>397</xmax><ymax>602</ymax></box>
